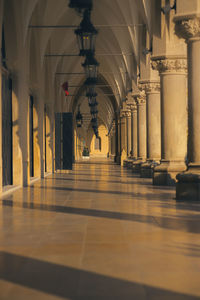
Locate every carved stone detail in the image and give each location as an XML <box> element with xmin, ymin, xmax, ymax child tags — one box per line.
<box><xmin>174</xmin><ymin>17</ymin><xmax>200</xmax><ymax>40</ymax></box>
<box><xmin>125</xmin><ymin>111</ymin><xmax>131</xmax><ymax>118</ymax></box>
<box><xmin>130</xmin><ymin>104</ymin><xmax>137</xmax><ymax>112</ymax></box>
<box><xmin>136</xmin><ymin>95</ymin><xmax>146</xmax><ymax>105</ymax></box>
<box><xmin>144</xmin><ymin>82</ymin><xmax>160</xmax><ymax>94</ymax></box>
<box><xmin>151</xmin><ymin>58</ymin><xmax>187</xmax><ymax>74</ymax></box>
<box><xmin>137</xmin><ymin>84</ymin><xmax>146</xmax><ymax>104</ymax></box>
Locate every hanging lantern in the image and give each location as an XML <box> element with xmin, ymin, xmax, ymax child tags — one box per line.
<box><xmin>89</xmin><ymin>98</ymin><xmax>98</xmax><ymax>107</ymax></box>
<box><xmin>76</xmin><ymin>105</ymin><xmax>83</xmax><ymax>128</ymax></box>
<box><xmin>86</xmin><ymin>91</ymin><xmax>97</xmax><ymax>106</ymax></box>
<box><xmin>91</xmin><ymin>117</ymin><xmax>97</xmax><ymax>127</ymax></box>
<box><xmin>82</xmin><ymin>54</ymin><xmax>99</xmax><ymax>80</ymax></box>
<box><xmin>75</xmin><ymin>9</ymin><xmax>98</xmax><ymax>56</ymax></box>
<box><xmin>90</xmin><ymin>106</ymin><xmax>98</xmax><ymax>119</ymax></box>
<box><xmin>85</xmin><ymin>82</ymin><xmax>97</xmax><ymax>95</ymax></box>
<box><xmin>91</xmin><ymin>118</ymin><xmax>98</xmax><ymax>137</ymax></box>
<box><xmin>69</xmin><ymin>0</ymin><xmax>92</xmax><ymax>12</ymax></box>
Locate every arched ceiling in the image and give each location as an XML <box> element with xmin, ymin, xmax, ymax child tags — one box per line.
<box><xmin>4</xmin><ymin>0</ymin><xmax>152</xmax><ymax>130</ymax></box>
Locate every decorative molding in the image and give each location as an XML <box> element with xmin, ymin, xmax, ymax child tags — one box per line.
<box><xmin>130</xmin><ymin>104</ymin><xmax>137</xmax><ymax>112</ymax></box>
<box><xmin>151</xmin><ymin>58</ymin><xmax>187</xmax><ymax>74</ymax></box>
<box><xmin>144</xmin><ymin>82</ymin><xmax>160</xmax><ymax>94</ymax></box>
<box><xmin>125</xmin><ymin>111</ymin><xmax>131</xmax><ymax>118</ymax></box>
<box><xmin>120</xmin><ymin>109</ymin><xmax>131</xmax><ymax>118</ymax></box>
<box><xmin>136</xmin><ymin>94</ymin><xmax>146</xmax><ymax>105</ymax></box>
<box><xmin>174</xmin><ymin>17</ymin><xmax>200</xmax><ymax>40</ymax></box>
<box><xmin>137</xmin><ymin>84</ymin><xmax>146</xmax><ymax>104</ymax></box>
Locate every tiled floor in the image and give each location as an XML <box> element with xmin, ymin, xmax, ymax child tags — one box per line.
<box><xmin>0</xmin><ymin>158</ymin><xmax>200</xmax><ymax>299</ymax></box>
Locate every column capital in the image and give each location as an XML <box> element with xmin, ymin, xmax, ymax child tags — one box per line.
<box><xmin>125</xmin><ymin>110</ymin><xmax>131</xmax><ymax>118</ymax></box>
<box><xmin>120</xmin><ymin>110</ymin><xmax>126</xmax><ymax>118</ymax></box>
<box><xmin>121</xmin><ymin>109</ymin><xmax>131</xmax><ymax>118</ymax></box>
<box><xmin>130</xmin><ymin>103</ymin><xmax>137</xmax><ymax>112</ymax></box>
<box><xmin>151</xmin><ymin>57</ymin><xmax>187</xmax><ymax>74</ymax></box>
<box><xmin>136</xmin><ymin>86</ymin><xmax>146</xmax><ymax>105</ymax></box>
<box><xmin>136</xmin><ymin>95</ymin><xmax>146</xmax><ymax>105</ymax></box>
<box><xmin>174</xmin><ymin>16</ymin><xmax>200</xmax><ymax>41</ymax></box>
<box><xmin>126</xmin><ymin>98</ymin><xmax>137</xmax><ymax>112</ymax></box>
<box><xmin>139</xmin><ymin>80</ymin><xmax>160</xmax><ymax>94</ymax></box>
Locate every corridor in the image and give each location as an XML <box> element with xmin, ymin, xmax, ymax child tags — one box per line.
<box><xmin>0</xmin><ymin>159</ymin><xmax>200</xmax><ymax>299</ymax></box>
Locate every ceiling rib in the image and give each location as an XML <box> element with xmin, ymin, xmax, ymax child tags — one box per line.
<box><xmin>45</xmin><ymin>53</ymin><xmax>133</xmax><ymax>57</ymax></box>
<box><xmin>29</xmin><ymin>24</ymin><xmax>144</xmax><ymax>29</ymax></box>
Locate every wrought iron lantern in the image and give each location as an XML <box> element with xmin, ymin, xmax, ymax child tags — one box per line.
<box><xmin>76</xmin><ymin>105</ymin><xmax>83</xmax><ymax>128</ymax></box>
<box><xmin>69</xmin><ymin>0</ymin><xmax>92</xmax><ymax>12</ymax></box>
<box><xmin>89</xmin><ymin>98</ymin><xmax>98</xmax><ymax>107</ymax></box>
<box><xmin>82</xmin><ymin>54</ymin><xmax>99</xmax><ymax>80</ymax></box>
<box><xmin>90</xmin><ymin>104</ymin><xmax>98</xmax><ymax>117</ymax></box>
<box><xmin>75</xmin><ymin>9</ymin><xmax>98</xmax><ymax>56</ymax></box>
<box><xmin>91</xmin><ymin>118</ymin><xmax>98</xmax><ymax>137</ymax></box>
<box><xmin>91</xmin><ymin>117</ymin><xmax>97</xmax><ymax>127</ymax></box>
<box><xmin>86</xmin><ymin>91</ymin><xmax>97</xmax><ymax>106</ymax></box>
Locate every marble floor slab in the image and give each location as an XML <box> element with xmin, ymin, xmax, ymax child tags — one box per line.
<box><xmin>0</xmin><ymin>158</ymin><xmax>200</xmax><ymax>299</ymax></box>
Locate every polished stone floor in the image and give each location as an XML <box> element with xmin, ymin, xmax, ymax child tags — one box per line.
<box><xmin>0</xmin><ymin>158</ymin><xmax>200</xmax><ymax>299</ymax></box>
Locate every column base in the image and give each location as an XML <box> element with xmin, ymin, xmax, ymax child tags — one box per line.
<box><xmin>120</xmin><ymin>150</ymin><xmax>127</xmax><ymax>166</ymax></box>
<box><xmin>132</xmin><ymin>158</ymin><xmax>145</xmax><ymax>174</ymax></box>
<box><xmin>153</xmin><ymin>160</ymin><xmax>186</xmax><ymax>186</ymax></box>
<box><xmin>123</xmin><ymin>158</ymin><xmax>133</xmax><ymax>167</ymax></box>
<box><xmin>176</xmin><ymin>165</ymin><xmax>200</xmax><ymax>201</ymax></box>
<box><xmin>140</xmin><ymin>160</ymin><xmax>160</xmax><ymax>178</ymax></box>
<box><xmin>127</xmin><ymin>160</ymin><xmax>134</xmax><ymax>169</ymax></box>
<box><xmin>115</xmin><ymin>155</ymin><xmax>121</xmax><ymax>165</ymax></box>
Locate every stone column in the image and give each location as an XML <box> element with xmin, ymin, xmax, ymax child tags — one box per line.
<box><xmin>151</xmin><ymin>58</ymin><xmax>187</xmax><ymax>185</ymax></box>
<box><xmin>126</xmin><ymin>110</ymin><xmax>132</xmax><ymax>157</ymax></box>
<box><xmin>140</xmin><ymin>81</ymin><xmax>161</xmax><ymax>178</ymax></box>
<box><xmin>132</xmin><ymin>89</ymin><xmax>147</xmax><ymax>173</ymax></box>
<box><xmin>131</xmin><ymin>101</ymin><xmax>138</xmax><ymax>159</ymax></box>
<box><xmin>174</xmin><ymin>17</ymin><xmax>200</xmax><ymax>200</ymax></box>
<box><xmin>114</xmin><ymin>119</ymin><xmax>118</xmax><ymax>162</ymax></box>
<box><xmin>116</xmin><ymin>118</ymin><xmax>121</xmax><ymax>164</ymax></box>
<box><xmin>118</xmin><ymin>117</ymin><xmax>121</xmax><ymax>163</ymax></box>
<box><xmin>120</xmin><ymin>112</ymin><xmax>127</xmax><ymax>166</ymax></box>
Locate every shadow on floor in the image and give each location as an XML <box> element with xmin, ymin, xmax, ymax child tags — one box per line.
<box><xmin>2</xmin><ymin>199</ymin><xmax>200</xmax><ymax>234</ymax></box>
<box><xmin>31</xmin><ymin>184</ymin><xmax>173</xmax><ymax>200</ymax></box>
<box><xmin>0</xmin><ymin>251</ymin><xmax>198</xmax><ymax>300</ymax></box>
<box><xmin>76</xmin><ymin>161</ymin><xmax>115</xmax><ymax>166</ymax></box>
<box><xmin>46</xmin><ymin>176</ymin><xmax>148</xmax><ymax>186</ymax></box>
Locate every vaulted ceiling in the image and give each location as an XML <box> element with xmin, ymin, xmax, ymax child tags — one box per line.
<box><xmin>3</xmin><ymin>0</ymin><xmax>153</xmax><ymax>130</ymax></box>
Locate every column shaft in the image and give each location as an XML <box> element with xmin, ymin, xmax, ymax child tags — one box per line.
<box><xmin>140</xmin><ymin>82</ymin><xmax>161</xmax><ymax>178</ymax></box>
<box><xmin>131</xmin><ymin>107</ymin><xmax>138</xmax><ymax>159</ymax></box>
<box><xmin>147</xmin><ymin>90</ymin><xmax>161</xmax><ymax>161</ymax></box>
<box><xmin>188</xmin><ymin>39</ymin><xmax>200</xmax><ymax>165</ymax></box>
<box><xmin>132</xmin><ymin>93</ymin><xmax>146</xmax><ymax>173</ymax></box>
<box><xmin>152</xmin><ymin>58</ymin><xmax>187</xmax><ymax>185</ymax></box>
<box><xmin>174</xmin><ymin>17</ymin><xmax>200</xmax><ymax>200</ymax></box>
<box><xmin>127</xmin><ymin>113</ymin><xmax>131</xmax><ymax>156</ymax></box>
<box><xmin>137</xmin><ymin>101</ymin><xmax>147</xmax><ymax>160</ymax></box>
